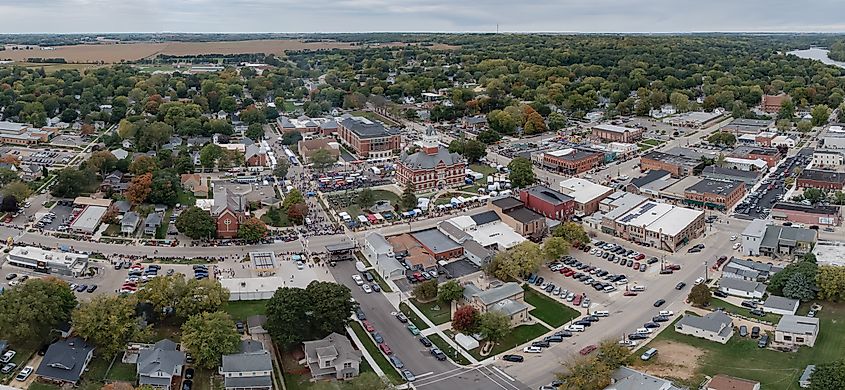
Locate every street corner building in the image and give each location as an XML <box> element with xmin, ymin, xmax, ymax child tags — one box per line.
<box><xmin>396</xmin><ymin>127</ymin><xmax>466</xmax><ymax>191</ymax></box>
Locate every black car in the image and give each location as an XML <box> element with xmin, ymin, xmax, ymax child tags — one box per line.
<box><xmin>653</xmin><ymin>299</ymin><xmax>666</xmax><ymax>307</ymax></box>
<box><xmin>644</xmin><ymin>322</ymin><xmax>660</xmax><ymax>329</ymax></box>
<box><xmin>647</xmin><ymin>257</ymin><xmax>659</xmax><ymax>264</ymax></box>
<box><xmin>741</xmin><ymin>300</ymin><xmax>757</xmax><ymax>309</ymax></box>
<box><xmin>396</xmin><ymin>312</ymin><xmax>409</xmax><ymax>323</ymax></box>
<box><xmin>531</xmin><ymin>340</ymin><xmax>550</xmax><ymax>348</ymax></box>
<box><xmin>419</xmin><ymin>337</ymin><xmax>432</xmax><ymax>347</ymax></box>
<box><xmin>675</xmin><ymin>282</ymin><xmax>686</xmax><ymax>290</ymax></box>
<box><xmin>76</xmin><ymin>284</ymin><xmax>88</xmax><ymax>292</ymax></box>
<box><xmin>184</xmin><ymin>368</ymin><xmax>194</xmax><ymax>380</ymax></box>
<box><xmin>236</xmin><ymin>321</ymin><xmax>245</xmax><ymax>333</ymax></box>
<box><xmin>555</xmin><ymin>330</ymin><xmax>573</xmax><ymax>338</ymax></box>
<box><xmin>86</xmin><ymin>285</ymin><xmax>98</xmax><ymax>293</ymax></box>
<box><xmin>714</xmin><ymin>290</ymin><xmax>729</xmax><ymax>298</ymax></box>
<box><xmin>182</xmin><ymin>380</ymin><xmax>193</xmax><ymax>390</ymax></box>
<box><xmin>355</xmin><ymin>309</ymin><xmax>366</xmax><ymax>320</ymax></box>
<box><xmin>750</xmin><ymin>308</ymin><xmax>766</xmax><ymax>317</ymax></box>
<box><xmin>574</xmin><ymin>320</ymin><xmax>592</xmax><ymax>327</ymax></box>
<box><xmin>758</xmin><ymin>334</ymin><xmax>769</xmax><ymax>348</ymax></box>
<box><xmin>545</xmin><ymin>335</ymin><xmax>563</xmax><ymax>343</ymax></box>
<box><xmin>502</xmin><ymin>354</ymin><xmax>524</xmax><ymax>363</ymax></box>
<box><xmin>534</xmin><ymin>277</ymin><xmax>544</xmax><ymax>286</ymax></box>
<box><xmin>602</xmin><ymin>252</ymin><xmax>609</xmax><ymax>259</ymax></box>
<box><xmin>583</xmin><ymin>315</ymin><xmax>599</xmax><ymax>322</ymax></box>
<box><xmin>544</xmin><ymin>284</ymin><xmax>555</xmax><ymax>292</ymax></box>
<box><xmin>627</xmin><ymin>333</ymin><xmax>647</xmax><ymax>340</ymax></box>
<box><xmin>363</xmin><ymin>271</ymin><xmax>374</xmax><ymax>282</ymax></box>
<box><xmin>653</xmin><ymin>315</ymin><xmax>669</xmax><ymax>322</ymax></box>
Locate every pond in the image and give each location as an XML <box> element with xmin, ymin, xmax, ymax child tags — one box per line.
<box><xmin>787</xmin><ymin>47</ymin><xmax>845</xmax><ymax>69</ymax></box>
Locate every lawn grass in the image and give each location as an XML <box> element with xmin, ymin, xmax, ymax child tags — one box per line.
<box><xmin>399</xmin><ymin>302</ymin><xmax>431</xmax><ymax>331</ymax></box>
<box><xmin>223</xmin><ymin>300</ymin><xmax>268</xmax><ymax>321</ymax></box>
<box><xmin>103</xmin><ymin>223</ymin><xmax>122</xmax><ymax>237</ymax></box>
<box><xmin>343</xmin><ymin>189</ymin><xmax>400</xmax><ymax>219</ymax></box>
<box><xmin>469</xmin><ymin>163</ymin><xmax>497</xmax><ymax>176</ymax></box>
<box><xmin>348</xmin><ymin>322</ymin><xmax>404</xmax><ymax>385</ymax></box>
<box><xmin>469</xmin><ymin>323</ymin><xmax>549</xmax><ymax>359</ymax></box>
<box><xmin>106</xmin><ymin>362</ymin><xmax>137</xmax><ymax>381</ymax></box>
<box><xmin>428</xmin><ymin>333</ymin><xmax>471</xmax><ymax>365</ymax></box>
<box><xmin>522</xmin><ymin>285</ymin><xmax>580</xmax><ymax>327</ymax></box>
<box><xmin>641</xmin><ymin>139</ymin><xmax>665</xmax><ymax>146</ymax></box>
<box><xmin>409</xmin><ymin>298</ymin><xmax>451</xmax><ymax>326</ymax></box>
<box><xmin>178</xmin><ymin>190</ymin><xmax>198</xmax><ymax>204</ymax></box>
<box><xmin>28</xmin><ymin>384</ymin><xmax>60</xmax><ymax>390</ymax></box>
<box><xmin>638</xmin><ymin>143</ymin><xmax>655</xmax><ymax>151</ymax></box>
<box><xmin>155</xmin><ymin>210</ymin><xmax>173</xmax><ymax>239</ymax></box>
<box><xmin>633</xmin><ymin>303</ymin><xmax>845</xmax><ymax>390</ymax></box>
<box><xmin>711</xmin><ymin>298</ymin><xmax>781</xmax><ymax>324</ymax></box>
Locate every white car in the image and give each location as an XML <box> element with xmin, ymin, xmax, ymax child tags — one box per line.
<box><xmin>15</xmin><ymin>366</ymin><xmax>33</xmax><ymax>381</ymax></box>
<box><xmin>730</xmin><ymin>235</ymin><xmax>737</xmax><ymax>241</ymax></box>
<box><xmin>694</xmin><ymin>277</ymin><xmax>705</xmax><ymax>285</ymax></box>
<box><xmin>0</xmin><ymin>350</ymin><xmax>15</xmax><ymax>363</ymax></box>
<box><xmin>352</xmin><ymin>275</ymin><xmax>364</xmax><ymax>286</ymax></box>
<box><xmin>658</xmin><ymin>310</ymin><xmax>674</xmax><ymax>317</ymax></box>
<box><xmin>362</xmin><ymin>284</ymin><xmax>373</xmax><ymax>294</ymax></box>
<box><xmin>733</xmin><ymin>242</ymin><xmax>741</xmax><ymax>250</ymax></box>
<box><xmin>523</xmin><ymin>346</ymin><xmax>543</xmax><ymax>353</ymax></box>
<box><xmin>635</xmin><ymin>328</ymin><xmax>653</xmax><ymax>334</ymax></box>
<box><xmin>618</xmin><ymin>340</ymin><xmax>638</xmax><ymax>348</ymax></box>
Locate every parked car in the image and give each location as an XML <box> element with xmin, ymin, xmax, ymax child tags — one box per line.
<box><xmin>758</xmin><ymin>334</ymin><xmax>769</xmax><ymax>348</ymax></box>
<box><xmin>419</xmin><ymin>337</ymin><xmax>432</xmax><ymax>347</ymax></box>
<box><xmin>402</xmin><ymin>370</ymin><xmax>416</xmax><ymax>382</ymax></box>
<box><xmin>379</xmin><ymin>343</ymin><xmax>392</xmax><ymax>355</ymax></box>
<box><xmin>751</xmin><ymin>326</ymin><xmax>760</xmax><ymax>338</ymax></box>
<box><xmin>430</xmin><ymin>347</ymin><xmax>447</xmax><ymax>361</ymax></box>
<box><xmin>523</xmin><ymin>346</ymin><xmax>543</xmax><ymax>353</ymax></box>
<box><xmin>653</xmin><ymin>299</ymin><xmax>666</xmax><ymax>307</ymax></box>
<box><xmin>640</xmin><ymin>348</ymin><xmax>658</xmax><ymax>361</ymax></box>
<box><xmin>675</xmin><ymin>282</ymin><xmax>687</xmax><ymax>290</ymax></box>
<box><xmin>1</xmin><ymin>363</ymin><xmax>17</xmax><ymax>374</ymax></box>
<box><xmin>579</xmin><ymin>345</ymin><xmax>597</xmax><ymax>355</ymax></box>
<box><xmin>0</xmin><ymin>351</ymin><xmax>15</xmax><ymax>363</ymax></box>
<box><xmin>407</xmin><ymin>324</ymin><xmax>420</xmax><ymax>335</ymax></box>
<box><xmin>373</xmin><ymin>332</ymin><xmax>384</xmax><ymax>344</ymax></box>
<box><xmin>501</xmin><ymin>354</ymin><xmax>524</xmax><ymax>362</ymax></box>
<box><xmin>15</xmin><ymin>366</ymin><xmax>33</xmax><ymax>381</ymax></box>
<box><xmin>355</xmin><ymin>309</ymin><xmax>366</xmax><ymax>320</ymax></box>
<box><xmin>389</xmin><ymin>355</ymin><xmax>404</xmax><ymax>368</ymax></box>
<box><xmin>396</xmin><ymin>312</ymin><xmax>408</xmax><ymax>323</ymax></box>
<box><xmin>739</xmin><ymin>325</ymin><xmax>748</xmax><ymax>337</ymax></box>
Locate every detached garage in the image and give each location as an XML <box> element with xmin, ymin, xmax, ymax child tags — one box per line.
<box><xmin>763</xmin><ymin>295</ymin><xmax>799</xmax><ymax>316</ymax></box>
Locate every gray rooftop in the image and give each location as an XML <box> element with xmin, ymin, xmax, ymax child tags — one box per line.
<box><xmin>399</xmin><ymin>147</ymin><xmax>464</xmax><ymax>170</ymax></box>
<box><xmin>365</xmin><ymin>232</ymin><xmax>394</xmax><ymax>253</ymax></box>
<box><xmin>728</xmin><ymin>257</ymin><xmax>783</xmax><ymax>275</ymax></box>
<box><xmin>491</xmin><ymin>298</ymin><xmax>529</xmax><ymax>316</ymax></box>
<box><xmin>608</xmin><ymin>366</ymin><xmax>686</xmax><ymax>390</ymax></box>
<box><xmin>437</xmin><ymin>221</ymin><xmax>472</xmax><ymax>243</ymax></box>
<box><xmin>462</xmin><ymin>281</ymin><xmax>523</xmax><ymax>306</ymax></box>
<box><xmin>763</xmin><ymin>295</ymin><xmax>799</xmax><ymax>312</ymax></box>
<box><xmin>221</xmin><ymin>343</ymin><xmax>271</xmax><ymax>373</ymax></box>
<box><xmin>224</xmin><ymin>376</ymin><xmax>273</xmax><ymax>388</ymax></box>
<box><xmin>719</xmin><ymin>277</ymin><xmax>767</xmax><ymax>294</ymax></box>
<box><xmin>144</xmin><ymin>212</ymin><xmax>162</xmax><ymax>226</ymax></box>
<box><xmin>701</xmin><ymin>165</ymin><xmax>761</xmax><ymax>180</ymax></box>
<box><xmin>741</xmin><ymin>219</ymin><xmax>769</xmax><ymax>239</ymax></box>
<box><xmin>676</xmin><ymin>312</ymin><xmax>732</xmax><ymax>334</ymax></box>
<box><xmin>470</xmin><ymin>210</ymin><xmax>501</xmax><ymax>225</ymax></box>
<box><xmin>630</xmin><ymin>170</ymin><xmax>672</xmax><ymax>189</ymax></box>
<box><xmin>411</xmin><ymin>228</ymin><xmax>461</xmax><ymax>253</ymax></box>
<box><xmin>463</xmin><ymin>239</ymin><xmax>493</xmax><ymax>260</ymax></box>
<box><xmin>137</xmin><ymin>339</ymin><xmax>185</xmax><ymax>380</ymax></box>
<box><xmin>302</xmin><ymin>332</ymin><xmax>361</xmax><ymax>366</ymax></box>
<box><xmin>35</xmin><ymin>337</ymin><xmax>94</xmax><ymax>384</ymax></box>
<box><xmin>340</xmin><ymin>118</ymin><xmax>398</xmax><ymax>139</ymax></box>
<box><xmin>505</xmin><ymin>206</ymin><xmax>544</xmax><ymax>224</ymax></box>
<box><xmin>523</xmin><ymin>185</ymin><xmax>573</xmax><ymax>206</ymax></box>
<box><xmin>760</xmin><ymin>225</ymin><xmax>818</xmax><ymax>249</ymax></box>
<box><xmin>776</xmin><ymin>315</ymin><xmax>819</xmax><ymax>334</ymax></box>
<box><xmin>722</xmin><ymin>266</ymin><xmax>759</xmax><ymax>281</ymax></box>
<box><xmin>685</xmin><ymin>178</ymin><xmax>745</xmax><ymax>196</ymax></box>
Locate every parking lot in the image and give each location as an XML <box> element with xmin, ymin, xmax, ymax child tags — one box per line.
<box><xmin>734</xmin><ymin>149</ymin><xmax>812</xmax><ymax>220</ymax></box>
<box><xmin>1</xmin><ymin>146</ymin><xmax>76</xmax><ymax>167</ymax></box>
<box><xmin>34</xmin><ymin>201</ymin><xmax>75</xmax><ymax>231</ymax></box>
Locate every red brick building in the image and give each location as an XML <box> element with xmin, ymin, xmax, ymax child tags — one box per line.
<box><xmin>797</xmin><ymin>170</ymin><xmax>845</xmax><ymax>190</ymax></box>
<box><xmin>761</xmin><ymin>94</ymin><xmax>788</xmax><ymax>113</ymax></box>
<box><xmin>591</xmin><ymin>124</ymin><xmax>645</xmax><ymax>143</ymax></box>
<box><xmin>212</xmin><ymin>187</ymin><xmax>249</xmax><ymax>238</ymax></box>
<box><xmin>542</xmin><ymin>149</ymin><xmax>604</xmax><ymax>175</ymax></box>
<box><xmin>731</xmin><ymin>147</ymin><xmax>782</xmax><ymax>168</ymax></box>
<box><xmin>684</xmin><ymin>179</ymin><xmax>747</xmax><ymax>211</ymax></box>
<box><xmin>640</xmin><ymin>150</ymin><xmax>701</xmax><ymax>178</ymax></box>
<box><xmin>396</xmin><ymin>129</ymin><xmax>466</xmax><ymax>191</ymax></box>
<box><xmin>337</xmin><ymin>117</ymin><xmax>401</xmax><ymax>160</ymax></box>
<box><xmin>519</xmin><ymin>185</ymin><xmax>575</xmax><ymax>220</ymax></box>
<box><xmin>772</xmin><ymin>202</ymin><xmax>842</xmax><ymax>226</ymax></box>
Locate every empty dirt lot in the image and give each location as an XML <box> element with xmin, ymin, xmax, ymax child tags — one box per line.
<box><xmin>0</xmin><ymin>39</ymin><xmax>455</xmax><ymax>64</ymax></box>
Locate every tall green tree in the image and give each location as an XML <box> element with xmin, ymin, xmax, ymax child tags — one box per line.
<box><xmin>238</xmin><ymin>217</ymin><xmax>268</xmax><ymax>241</ymax></box>
<box><xmin>175</xmin><ymin>206</ymin><xmax>217</xmax><ymax>239</ymax></box>
<box><xmin>551</xmin><ymin>222</ymin><xmax>589</xmax><ymax>244</ymax></box>
<box><xmin>507</xmin><ymin>157</ymin><xmax>535</xmax><ymax>188</ymax></box>
<box><xmin>401</xmin><ymin>182</ymin><xmax>417</xmax><ymax>210</ymax></box>
<box><xmin>358</xmin><ymin>188</ymin><xmax>376</xmax><ymax>209</ymax></box>
<box><xmin>478</xmin><ymin>311</ymin><xmax>511</xmax><ymax>344</ymax></box>
<box><xmin>811</xmin><ymin>104</ymin><xmax>831</xmax><ymax>126</ymax></box>
<box><xmin>0</xmin><ymin>278</ymin><xmax>77</xmax><ymax>345</ymax></box>
<box><xmin>485</xmin><ymin>241</ymin><xmax>542</xmax><ymax>281</ymax></box>
<box><xmin>542</xmin><ymin>237</ymin><xmax>570</xmax><ymax>261</ymax></box>
<box><xmin>310</xmin><ymin>149</ymin><xmax>337</xmax><ymax>171</ymax></box>
<box><xmin>413</xmin><ymin>280</ymin><xmax>438</xmax><ymax>301</ymax></box>
<box><xmin>181</xmin><ymin>311</ymin><xmax>241</xmax><ymax>369</ymax></box>
<box><xmin>437</xmin><ymin>280</ymin><xmax>464</xmax><ymax>303</ymax></box>
<box><xmin>688</xmin><ymin>283</ymin><xmax>712</xmax><ymax>307</ymax></box>
<box><xmin>266</xmin><ymin>281</ymin><xmax>357</xmax><ymax>348</ymax></box>
<box><xmin>809</xmin><ymin>359</ymin><xmax>845</xmax><ymax>390</ymax></box>
<box><xmin>72</xmin><ymin>295</ymin><xmax>139</xmax><ymax>356</ymax></box>
<box><xmin>783</xmin><ymin>272</ymin><xmax>816</xmax><ymax>301</ymax></box>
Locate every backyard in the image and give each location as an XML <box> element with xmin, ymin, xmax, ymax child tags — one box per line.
<box><xmin>223</xmin><ymin>299</ymin><xmax>268</xmax><ymax>321</ymax></box>
<box><xmin>634</xmin><ymin>303</ymin><xmax>845</xmax><ymax>389</ymax></box>
<box><xmin>410</xmin><ymin>298</ymin><xmax>451</xmax><ymax>325</ymax></box>
<box><xmin>522</xmin><ymin>285</ymin><xmax>580</xmax><ymax>327</ymax></box>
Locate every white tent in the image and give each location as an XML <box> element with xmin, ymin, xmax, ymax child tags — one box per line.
<box><xmin>455</xmin><ymin>333</ymin><xmax>479</xmax><ymax>350</ymax></box>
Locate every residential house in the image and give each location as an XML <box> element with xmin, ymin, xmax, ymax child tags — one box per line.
<box><xmin>763</xmin><ymin>295</ymin><xmax>800</xmax><ymax>316</ymax></box>
<box><xmin>388</xmin><ymin>233</ymin><xmax>436</xmax><ymax>272</ymax></box>
<box><xmin>111</xmin><ymin>148</ymin><xmax>129</xmax><ymax>160</ymax></box>
<box><xmin>121</xmin><ymin>212</ymin><xmax>141</xmax><ymax>235</ymax></box>
<box><xmin>724</xmin><ymin>257</ymin><xmax>782</xmax><ymax>281</ymax></box>
<box><xmin>113</xmin><ymin>200</ymin><xmax>131</xmax><ymax>215</ymax></box>
<box><xmin>301</xmin><ymin>333</ymin><xmax>362</xmax><ymax>381</ymax></box>
<box><xmin>775</xmin><ymin>315</ymin><xmax>820</xmax><ymax>348</ymax></box>
<box><xmin>463</xmin><ymin>239</ymin><xmax>494</xmax><ymax>267</ymax></box>
<box><xmin>100</xmin><ymin>170</ymin><xmax>126</xmax><ymax>192</ymax></box>
<box><xmin>144</xmin><ymin>213</ymin><xmax>162</xmax><ymax>236</ymax></box>
<box><xmin>362</xmin><ymin>232</ymin><xmax>405</xmax><ymax>281</ymax></box>
<box><xmin>19</xmin><ymin>164</ymin><xmax>43</xmax><ymax>182</ymax></box>
<box><xmin>718</xmin><ymin>278</ymin><xmax>766</xmax><ymax>299</ymax></box>
<box><xmin>461</xmin><ymin>281</ymin><xmax>530</xmax><ymax>326</ymax></box>
<box><xmin>706</xmin><ymin>375</ymin><xmax>760</xmax><ymax>390</ymax></box>
<box><xmin>181</xmin><ymin>174</ymin><xmax>209</xmax><ymax>197</ymax></box>
<box><xmin>674</xmin><ymin>312</ymin><xmax>734</xmax><ymax>344</ymax></box>
<box><xmin>136</xmin><ymin>339</ymin><xmax>186</xmax><ymax>390</ymax></box>
<box><xmin>605</xmin><ymin>367</ymin><xmax>685</xmax><ymax>390</ymax></box>
<box><xmin>35</xmin><ymin>337</ymin><xmax>95</xmax><ymax>385</ymax></box>
<box><xmin>220</xmin><ymin>340</ymin><xmax>273</xmax><ymax>390</ymax></box>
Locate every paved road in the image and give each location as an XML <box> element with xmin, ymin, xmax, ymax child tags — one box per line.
<box><xmin>496</xmin><ymin>218</ymin><xmax>748</xmax><ymax>389</ymax></box>
<box><xmin>329</xmin><ymin>260</ymin><xmax>527</xmax><ymax>390</ymax></box>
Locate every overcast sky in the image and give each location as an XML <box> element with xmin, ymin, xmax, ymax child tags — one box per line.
<box><xmin>1</xmin><ymin>0</ymin><xmax>843</xmax><ymax>33</ymax></box>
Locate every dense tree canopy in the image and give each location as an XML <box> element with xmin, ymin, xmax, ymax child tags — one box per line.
<box><xmin>266</xmin><ymin>281</ymin><xmax>357</xmax><ymax>348</ymax></box>
<box><xmin>0</xmin><ymin>278</ymin><xmax>77</xmax><ymax>345</ymax></box>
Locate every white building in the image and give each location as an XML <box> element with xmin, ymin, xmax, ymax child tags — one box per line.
<box><xmin>718</xmin><ymin>278</ymin><xmax>766</xmax><ymax>299</ymax></box>
<box><xmin>812</xmin><ymin>149</ymin><xmax>844</xmax><ymax>168</ymax></box>
<box><xmin>812</xmin><ymin>241</ymin><xmax>845</xmax><ymax>266</ymax></box>
<box><xmin>362</xmin><ymin>232</ymin><xmax>405</xmax><ymax>280</ymax></box>
<box><xmin>741</xmin><ymin>219</ymin><xmax>768</xmax><ymax>256</ymax></box>
<box><xmin>220</xmin><ymin>277</ymin><xmax>285</xmax><ymax>301</ymax></box>
<box><xmin>763</xmin><ymin>295</ymin><xmax>800</xmax><ymax>316</ymax></box>
<box><xmin>674</xmin><ymin>312</ymin><xmax>734</xmax><ymax>344</ymax></box>
<box><xmin>5</xmin><ymin>246</ymin><xmax>89</xmax><ymax>277</ymax></box>
<box><xmin>559</xmin><ymin>178</ymin><xmax>614</xmax><ymax>216</ymax></box>
<box><xmin>723</xmin><ymin>157</ymin><xmax>768</xmax><ymax>171</ymax></box>
<box><xmin>775</xmin><ymin>315</ymin><xmax>819</xmax><ymax>348</ymax></box>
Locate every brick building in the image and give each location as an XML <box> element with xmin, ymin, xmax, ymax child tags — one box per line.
<box><xmin>491</xmin><ymin>197</ymin><xmax>548</xmax><ymax>240</ymax></box>
<box><xmin>797</xmin><ymin>169</ymin><xmax>845</xmax><ymax>190</ymax></box>
<box><xmin>761</xmin><ymin>94</ymin><xmax>788</xmax><ymax>113</ymax></box>
<box><xmin>591</xmin><ymin>124</ymin><xmax>644</xmax><ymax>143</ymax></box>
<box><xmin>212</xmin><ymin>187</ymin><xmax>249</xmax><ymax>238</ymax></box>
<box><xmin>640</xmin><ymin>150</ymin><xmax>701</xmax><ymax>178</ymax></box>
<box><xmin>297</xmin><ymin>138</ymin><xmax>341</xmax><ymax>164</ymax></box>
<box><xmin>396</xmin><ymin>128</ymin><xmax>466</xmax><ymax>191</ymax></box>
<box><xmin>519</xmin><ymin>185</ymin><xmax>575</xmax><ymax>220</ymax></box>
<box><xmin>541</xmin><ymin>149</ymin><xmax>604</xmax><ymax>175</ymax></box>
<box><xmin>771</xmin><ymin>202</ymin><xmax>842</xmax><ymax>226</ymax></box>
<box><xmin>336</xmin><ymin>117</ymin><xmax>401</xmax><ymax>160</ymax></box>
<box><xmin>684</xmin><ymin>179</ymin><xmax>747</xmax><ymax>211</ymax></box>
<box><xmin>731</xmin><ymin>147</ymin><xmax>782</xmax><ymax>168</ymax></box>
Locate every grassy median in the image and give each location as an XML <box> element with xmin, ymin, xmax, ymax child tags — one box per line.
<box><xmin>349</xmin><ymin>322</ymin><xmax>404</xmax><ymax>385</ymax></box>
<box><xmin>428</xmin><ymin>334</ymin><xmax>471</xmax><ymax>365</ymax></box>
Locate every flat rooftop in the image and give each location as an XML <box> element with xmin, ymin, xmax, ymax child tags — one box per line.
<box><xmin>559</xmin><ymin>178</ymin><xmax>612</xmax><ymax>204</ymax></box>
<box><xmin>593</xmin><ymin>124</ymin><xmax>639</xmax><ymax>134</ymax></box>
<box><xmin>812</xmin><ymin>241</ymin><xmax>845</xmax><ymax>266</ymax></box>
<box><xmin>615</xmin><ymin>200</ymin><xmax>703</xmax><ymax>236</ymax></box>
<box><xmin>411</xmin><ymin>228</ymin><xmax>461</xmax><ymax>254</ymax></box>
<box><xmin>685</xmin><ymin>178</ymin><xmax>745</xmax><ymax>196</ymax></box>
<box><xmin>70</xmin><ymin>206</ymin><xmax>108</xmax><ymax>232</ymax></box>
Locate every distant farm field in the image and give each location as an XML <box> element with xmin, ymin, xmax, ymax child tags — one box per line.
<box><xmin>0</xmin><ymin>39</ymin><xmax>456</xmax><ymax>64</ymax></box>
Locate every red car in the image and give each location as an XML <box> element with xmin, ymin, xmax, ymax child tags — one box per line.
<box><xmin>379</xmin><ymin>343</ymin><xmax>392</xmax><ymax>355</ymax></box>
<box><xmin>579</xmin><ymin>345</ymin><xmax>598</xmax><ymax>355</ymax></box>
<box><xmin>632</xmin><ymin>262</ymin><xmax>640</xmax><ymax>269</ymax></box>
<box><xmin>635</xmin><ymin>253</ymin><xmax>645</xmax><ymax>260</ymax></box>
<box><xmin>573</xmin><ymin>294</ymin><xmax>583</xmax><ymax>306</ymax></box>
<box><xmin>623</xmin><ymin>291</ymin><xmax>638</xmax><ymax>296</ymax></box>
<box><xmin>362</xmin><ymin>321</ymin><xmax>375</xmax><ymax>333</ymax></box>
<box><xmin>667</xmin><ymin>264</ymin><xmax>681</xmax><ymax>271</ymax></box>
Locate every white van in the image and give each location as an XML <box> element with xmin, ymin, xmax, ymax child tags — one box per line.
<box><xmin>640</xmin><ymin>348</ymin><xmax>658</xmax><ymax>361</ymax></box>
<box><xmin>603</xmin><ymin>285</ymin><xmax>617</xmax><ymax>293</ymax></box>
<box><xmin>567</xmin><ymin>324</ymin><xmax>585</xmax><ymax>332</ymax></box>
<box><xmin>593</xmin><ymin>310</ymin><xmax>609</xmax><ymax>317</ymax></box>
<box><xmin>635</xmin><ymin>328</ymin><xmax>652</xmax><ymax>334</ymax></box>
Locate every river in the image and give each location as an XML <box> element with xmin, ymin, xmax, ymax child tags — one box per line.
<box><xmin>787</xmin><ymin>47</ymin><xmax>845</xmax><ymax>69</ymax></box>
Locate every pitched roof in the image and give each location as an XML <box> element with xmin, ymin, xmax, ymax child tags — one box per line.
<box><xmin>470</xmin><ymin>210</ymin><xmax>500</xmax><ymax>225</ymax></box>
<box><xmin>399</xmin><ymin>147</ymin><xmax>464</xmax><ymax>170</ymax></box>
<box><xmin>144</xmin><ymin>213</ymin><xmax>162</xmax><ymax>226</ymax></box>
<box><xmin>137</xmin><ymin>339</ymin><xmax>185</xmax><ymax>379</ymax></box>
<box><xmin>462</xmin><ymin>281</ymin><xmax>523</xmax><ymax>306</ymax></box>
<box><xmin>718</xmin><ymin>278</ymin><xmax>767</xmax><ymax>294</ymax></box>
<box><xmin>221</xmin><ymin>341</ymin><xmax>271</xmax><ymax>373</ymax></box>
<box><xmin>35</xmin><ymin>337</ymin><xmax>94</xmax><ymax>383</ymax></box>
<box><xmin>365</xmin><ymin>232</ymin><xmax>394</xmax><ymax>253</ymax></box>
<box><xmin>763</xmin><ymin>295</ymin><xmax>799</xmax><ymax>312</ymax></box>
<box><xmin>302</xmin><ymin>332</ymin><xmax>361</xmax><ymax>365</ymax></box>
<box><xmin>676</xmin><ymin>312</ymin><xmax>732</xmax><ymax>333</ymax></box>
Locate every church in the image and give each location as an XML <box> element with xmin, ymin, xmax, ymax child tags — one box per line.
<box><xmin>395</xmin><ymin>127</ymin><xmax>466</xmax><ymax>191</ymax></box>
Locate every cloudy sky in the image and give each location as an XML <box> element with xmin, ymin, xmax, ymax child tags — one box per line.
<box><xmin>0</xmin><ymin>0</ymin><xmax>843</xmax><ymax>33</ymax></box>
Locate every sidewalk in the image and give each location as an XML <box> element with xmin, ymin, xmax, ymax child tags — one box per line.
<box><xmin>400</xmin><ymin>297</ymin><xmax>480</xmax><ymax>365</ymax></box>
<box><xmin>345</xmin><ymin>324</ymin><xmax>387</xmax><ymax>377</ymax></box>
